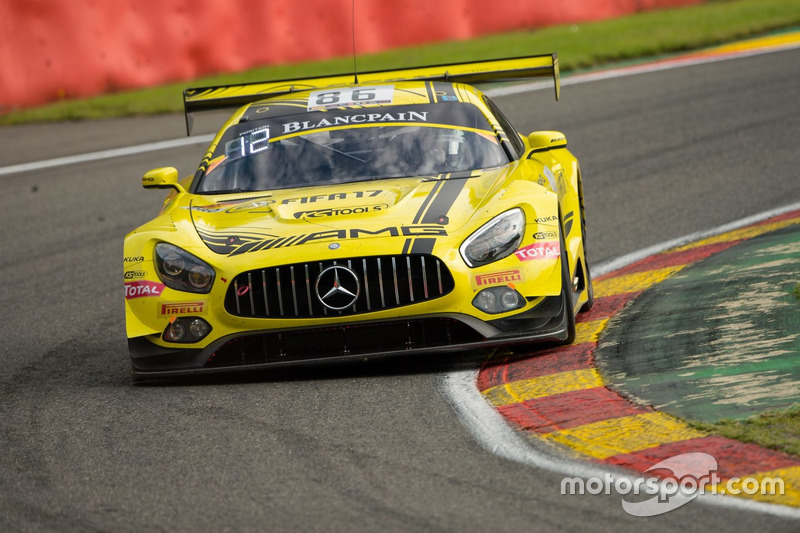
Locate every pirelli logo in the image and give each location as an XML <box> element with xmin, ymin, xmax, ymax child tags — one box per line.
<box><xmin>475</xmin><ymin>270</ymin><xmax>522</xmax><ymax>286</ymax></box>
<box><xmin>159</xmin><ymin>301</ymin><xmax>206</xmax><ymax>317</ymax></box>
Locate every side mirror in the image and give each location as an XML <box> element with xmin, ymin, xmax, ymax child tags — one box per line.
<box><xmin>527</xmin><ymin>131</ymin><xmax>567</xmax><ymax>154</ymax></box>
<box><xmin>142</xmin><ymin>167</ymin><xmax>185</xmax><ymax>193</ymax></box>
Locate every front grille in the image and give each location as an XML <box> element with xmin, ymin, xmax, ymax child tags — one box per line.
<box><xmin>225</xmin><ymin>254</ymin><xmax>455</xmax><ymax>318</ymax></box>
<box><xmin>205</xmin><ymin>318</ymin><xmax>485</xmax><ymax>367</ymax></box>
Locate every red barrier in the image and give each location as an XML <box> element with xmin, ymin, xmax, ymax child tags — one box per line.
<box><xmin>0</xmin><ymin>0</ymin><xmax>703</xmax><ymax>111</ymax></box>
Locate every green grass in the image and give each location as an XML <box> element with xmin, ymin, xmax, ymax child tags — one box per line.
<box><xmin>689</xmin><ymin>404</ymin><xmax>800</xmax><ymax>457</ymax></box>
<box><xmin>2</xmin><ymin>0</ymin><xmax>799</xmax><ymax>125</ymax></box>
<box><xmin>793</xmin><ymin>283</ymin><xmax>800</xmax><ymax>300</ymax></box>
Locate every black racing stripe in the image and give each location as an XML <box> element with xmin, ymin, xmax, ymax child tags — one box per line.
<box><xmin>421</xmin><ymin>177</ymin><xmax>466</xmax><ymax>224</ymax></box>
<box><xmin>230</xmin><ymin>241</ymin><xmax>262</xmax><ymax>256</ymax></box>
<box><xmin>197</xmin><ymin>235</ymin><xmax>230</xmax><ymax>245</ymax></box>
<box><xmin>527</xmin><ymin>143</ymin><xmax>567</xmax><ymax>157</ymax></box>
<box><xmin>401</xmin><ymin>239</ymin><xmax>412</xmax><ymax>255</ymax></box>
<box><xmin>413</xmin><ymin>179</ymin><xmax>444</xmax><ymax>224</ymax></box>
<box><xmin>456</xmin><ymin>85</ymin><xmax>473</xmax><ymax>103</ymax></box>
<box><xmin>396</xmin><ymin>88</ymin><xmax>425</xmax><ymax>97</ymax></box>
<box><xmin>263</xmin><ymin>236</ymin><xmax>290</xmax><ymax>249</ymax></box>
<box><xmin>453</xmin><ymin>85</ymin><xmax>465</xmax><ymax>102</ymax></box>
<box><xmin>425</xmin><ymin>81</ymin><xmax>435</xmax><ymax>103</ymax></box>
<box><xmin>250</xmin><ymin>238</ymin><xmax>279</xmax><ymax>253</ymax></box>
<box><xmin>448</xmin><ymin>169</ymin><xmax>478</xmax><ymax>180</ymax></box>
<box><xmin>203</xmin><ymin>243</ymin><xmax>231</xmax><ymax>255</ymax></box>
<box><xmin>198</xmin><ymin>229</ymin><xmax>269</xmax><ymax>240</ymax></box>
<box><xmin>432</xmin><ymin>82</ymin><xmax>457</xmax><ymax>101</ymax></box>
<box><xmin>564</xmin><ymin>211</ymin><xmax>574</xmax><ymax>236</ymax></box>
<box><xmin>275</xmin><ymin>235</ymin><xmax>304</xmax><ymax>248</ymax></box>
<box><xmin>410</xmin><ymin>238</ymin><xmax>436</xmax><ymax>255</ymax></box>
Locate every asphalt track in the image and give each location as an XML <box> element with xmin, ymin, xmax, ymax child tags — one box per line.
<box><xmin>1</xmin><ymin>47</ymin><xmax>799</xmax><ymax>532</ymax></box>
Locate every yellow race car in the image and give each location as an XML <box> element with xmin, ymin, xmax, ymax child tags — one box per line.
<box><xmin>124</xmin><ymin>53</ymin><xmax>593</xmax><ymax>380</ymax></box>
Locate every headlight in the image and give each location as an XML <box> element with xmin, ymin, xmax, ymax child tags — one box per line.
<box><xmin>459</xmin><ymin>208</ymin><xmax>525</xmax><ymax>267</ymax></box>
<box><xmin>155</xmin><ymin>243</ymin><xmax>215</xmax><ymax>293</ymax></box>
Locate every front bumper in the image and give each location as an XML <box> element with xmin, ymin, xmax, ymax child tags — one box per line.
<box><xmin>129</xmin><ymin>295</ymin><xmax>568</xmax><ymax>380</ymax></box>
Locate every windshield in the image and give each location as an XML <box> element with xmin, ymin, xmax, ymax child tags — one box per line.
<box><xmin>195</xmin><ymin>102</ymin><xmax>508</xmax><ymax>194</ymax></box>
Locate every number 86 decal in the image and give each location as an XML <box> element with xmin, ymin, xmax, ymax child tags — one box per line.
<box><xmin>307</xmin><ymin>86</ymin><xmax>393</xmax><ymax>110</ymax></box>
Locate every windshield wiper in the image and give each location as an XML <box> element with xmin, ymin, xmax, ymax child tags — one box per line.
<box><xmin>207</xmin><ymin>188</ymin><xmax>245</xmax><ymax>194</ymax></box>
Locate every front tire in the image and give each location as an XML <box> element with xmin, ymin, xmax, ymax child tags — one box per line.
<box><xmin>559</xmin><ymin>218</ymin><xmax>577</xmax><ymax>344</ymax></box>
<box><xmin>577</xmin><ymin>172</ymin><xmax>594</xmax><ymax>313</ymax></box>
<box><xmin>581</xmin><ymin>260</ymin><xmax>594</xmax><ymax>313</ymax></box>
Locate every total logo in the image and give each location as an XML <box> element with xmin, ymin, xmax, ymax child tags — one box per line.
<box><xmin>125</xmin><ymin>280</ymin><xmax>165</xmax><ymax>299</ymax></box>
<box><xmin>514</xmin><ymin>241</ymin><xmax>560</xmax><ymax>261</ymax></box>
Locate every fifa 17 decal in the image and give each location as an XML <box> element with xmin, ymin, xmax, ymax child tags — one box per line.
<box><xmin>514</xmin><ymin>241</ymin><xmax>560</xmax><ymax>261</ymax></box>
<box><xmin>281</xmin><ymin>190</ymin><xmax>383</xmax><ymax>205</ymax></box>
<box><xmin>187</xmin><ymin>191</ymin><xmax>384</xmax><ymax>214</ymax></box>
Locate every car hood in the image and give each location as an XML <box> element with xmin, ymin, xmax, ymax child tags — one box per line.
<box><xmin>187</xmin><ymin>168</ymin><xmax>515</xmax><ymax>256</ymax></box>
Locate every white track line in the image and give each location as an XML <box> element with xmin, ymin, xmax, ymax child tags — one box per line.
<box><xmin>0</xmin><ymin>134</ymin><xmax>213</xmax><ymax>177</ymax></box>
<box><xmin>1</xmin><ymin>36</ymin><xmax>797</xmax><ymax>178</ymax></box>
<box><xmin>485</xmin><ymin>39</ymin><xmax>800</xmax><ymax>99</ymax></box>
<box><xmin>438</xmin><ymin>200</ymin><xmax>800</xmax><ymax>519</ymax></box>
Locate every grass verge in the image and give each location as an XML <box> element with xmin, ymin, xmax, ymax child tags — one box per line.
<box><xmin>1</xmin><ymin>0</ymin><xmax>799</xmax><ymax>125</ymax></box>
<box><xmin>689</xmin><ymin>404</ymin><xmax>800</xmax><ymax>457</ymax></box>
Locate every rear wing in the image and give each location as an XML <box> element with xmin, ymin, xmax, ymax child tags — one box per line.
<box><xmin>182</xmin><ymin>53</ymin><xmax>559</xmax><ymax>135</ymax></box>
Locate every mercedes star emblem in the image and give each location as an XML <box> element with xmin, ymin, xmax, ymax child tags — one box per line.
<box><xmin>315</xmin><ymin>265</ymin><xmax>361</xmax><ymax>310</ymax></box>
